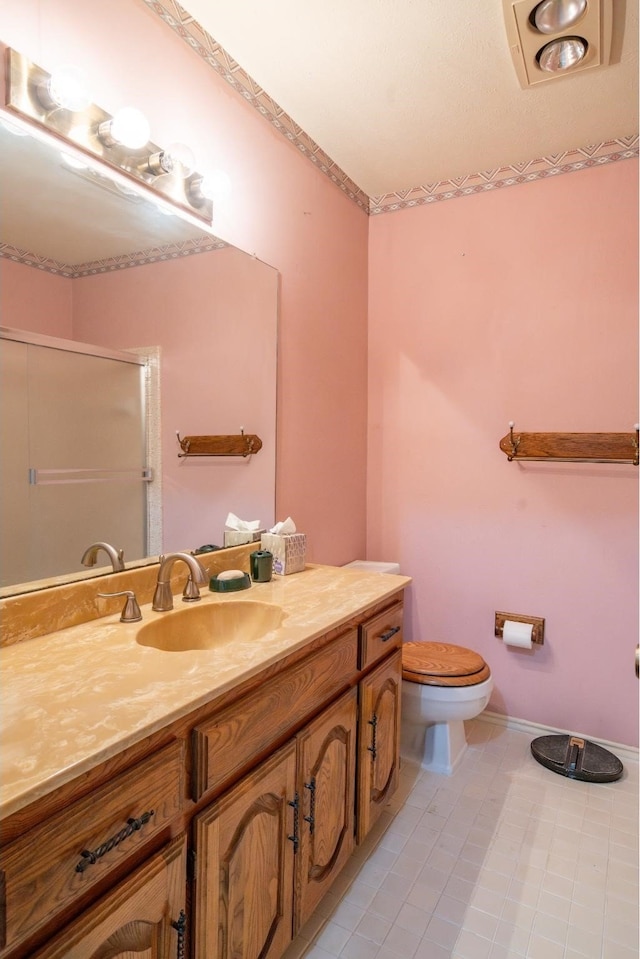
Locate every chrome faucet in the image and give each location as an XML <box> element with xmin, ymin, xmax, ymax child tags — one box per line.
<box><xmin>152</xmin><ymin>552</ymin><xmax>209</xmax><ymax>611</ymax></box>
<box><xmin>81</xmin><ymin>541</ymin><xmax>125</xmax><ymax>572</ymax></box>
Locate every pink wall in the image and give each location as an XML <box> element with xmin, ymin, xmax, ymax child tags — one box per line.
<box><xmin>72</xmin><ymin>249</ymin><xmax>278</xmax><ymax>552</ymax></box>
<box><xmin>0</xmin><ymin>260</ymin><xmax>73</xmax><ymax>337</ymax></box>
<box><xmin>368</xmin><ymin>160</ymin><xmax>639</xmax><ymax>746</ymax></box>
<box><xmin>0</xmin><ymin>0</ymin><xmax>369</xmax><ymax>564</ymax></box>
<box><xmin>2</xmin><ymin>1</ymin><xmax>638</xmax><ymax>744</ymax></box>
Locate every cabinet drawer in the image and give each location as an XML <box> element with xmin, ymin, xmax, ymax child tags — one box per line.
<box><xmin>359</xmin><ymin>602</ymin><xmax>404</xmax><ymax>669</ymax></box>
<box><xmin>192</xmin><ymin>628</ymin><xmax>358</xmax><ymax>801</ymax></box>
<box><xmin>0</xmin><ymin>740</ymin><xmax>184</xmax><ymax>954</ymax></box>
<box><xmin>29</xmin><ymin>835</ymin><xmax>187</xmax><ymax>959</ymax></box>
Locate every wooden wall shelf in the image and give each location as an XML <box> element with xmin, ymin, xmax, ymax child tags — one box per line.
<box><xmin>499</xmin><ymin>423</ymin><xmax>639</xmax><ymax>466</ymax></box>
<box><xmin>176</xmin><ymin>432</ymin><xmax>262</xmax><ymax>458</ymax></box>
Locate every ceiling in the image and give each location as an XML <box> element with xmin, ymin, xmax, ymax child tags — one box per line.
<box><xmin>178</xmin><ymin>0</ymin><xmax>638</xmax><ymax>199</ymax></box>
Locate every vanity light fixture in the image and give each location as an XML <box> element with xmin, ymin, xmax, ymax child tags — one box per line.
<box><xmin>503</xmin><ymin>0</ymin><xmax>613</xmax><ymax>87</ymax></box>
<box><xmin>4</xmin><ymin>47</ymin><xmax>213</xmax><ymax>224</ymax></box>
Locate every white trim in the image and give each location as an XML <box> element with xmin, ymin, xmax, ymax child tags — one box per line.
<box><xmin>478</xmin><ymin>710</ymin><xmax>639</xmax><ymax>765</ymax></box>
<box><xmin>129</xmin><ymin>345</ymin><xmax>162</xmax><ymax>558</ymax></box>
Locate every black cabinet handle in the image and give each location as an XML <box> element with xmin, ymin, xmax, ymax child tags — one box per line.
<box><xmin>368</xmin><ymin>714</ymin><xmax>378</xmax><ymax>762</ymax></box>
<box><xmin>304</xmin><ymin>778</ymin><xmax>316</xmax><ymax>834</ymax></box>
<box><xmin>288</xmin><ymin>793</ymin><xmax>300</xmax><ymax>853</ymax></box>
<box><xmin>380</xmin><ymin>625</ymin><xmax>401</xmax><ymax>642</ymax></box>
<box><xmin>172</xmin><ymin>910</ymin><xmax>187</xmax><ymax>959</ymax></box>
<box><xmin>75</xmin><ymin>810</ymin><xmax>155</xmax><ymax>873</ymax></box>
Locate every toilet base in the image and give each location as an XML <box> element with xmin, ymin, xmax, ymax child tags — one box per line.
<box><xmin>401</xmin><ymin>718</ymin><xmax>468</xmax><ymax>776</ymax></box>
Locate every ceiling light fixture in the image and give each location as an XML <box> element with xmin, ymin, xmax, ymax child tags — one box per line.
<box><xmin>503</xmin><ymin>0</ymin><xmax>613</xmax><ymax>88</ymax></box>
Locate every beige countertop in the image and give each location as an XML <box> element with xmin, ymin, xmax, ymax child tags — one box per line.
<box><xmin>0</xmin><ymin>565</ymin><xmax>410</xmax><ymax>820</ymax></box>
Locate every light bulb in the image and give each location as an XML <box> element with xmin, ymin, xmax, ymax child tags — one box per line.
<box><xmin>98</xmin><ymin>107</ymin><xmax>150</xmax><ymax>149</ymax></box>
<box><xmin>198</xmin><ymin>169</ymin><xmax>231</xmax><ymax>201</ymax></box>
<box><xmin>533</xmin><ymin>0</ymin><xmax>588</xmax><ymax>35</ymax></box>
<box><xmin>39</xmin><ymin>65</ymin><xmax>91</xmax><ymax>111</ymax></box>
<box><xmin>164</xmin><ymin>142</ymin><xmax>196</xmax><ymax>179</ymax></box>
<box><xmin>537</xmin><ymin>36</ymin><xmax>587</xmax><ymax>72</ymax></box>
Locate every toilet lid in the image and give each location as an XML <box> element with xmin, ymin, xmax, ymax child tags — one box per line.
<box><xmin>402</xmin><ymin>642</ymin><xmax>490</xmax><ymax>687</ymax></box>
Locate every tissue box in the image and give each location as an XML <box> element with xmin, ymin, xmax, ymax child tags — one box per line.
<box><xmin>260</xmin><ymin>532</ymin><xmax>306</xmax><ymax>575</ymax></box>
<box><xmin>223</xmin><ymin>529</ymin><xmax>265</xmax><ymax>547</ymax></box>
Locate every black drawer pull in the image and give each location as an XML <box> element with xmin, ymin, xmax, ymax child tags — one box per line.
<box><xmin>75</xmin><ymin>810</ymin><xmax>155</xmax><ymax>873</ymax></box>
<box><xmin>380</xmin><ymin>625</ymin><xmax>401</xmax><ymax>642</ymax></box>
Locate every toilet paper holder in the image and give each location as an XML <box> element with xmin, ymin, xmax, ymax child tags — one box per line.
<box><xmin>495</xmin><ymin>611</ymin><xmax>545</xmax><ymax>645</ymax></box>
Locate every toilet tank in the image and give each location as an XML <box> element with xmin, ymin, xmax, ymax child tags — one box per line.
<box><xmin>342</xmin><ymin>560</ymin><xmax>401</xmax><ymax>574</ymax></box>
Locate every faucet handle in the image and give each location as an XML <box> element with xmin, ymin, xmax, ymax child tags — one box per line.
<box><xmin>98</xmin><ymin>590</ymin><xmax>142</xmax><ymax>623</ymax></box>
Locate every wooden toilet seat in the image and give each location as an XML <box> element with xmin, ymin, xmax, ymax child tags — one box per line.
<box><xmin>402</xmin><ymin>642</ymin><xmax>491</xmax><ymax>687</ymax></box>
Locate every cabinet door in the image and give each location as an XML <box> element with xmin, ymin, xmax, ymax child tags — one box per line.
<box><xmin>295</xmin><ymin>687</ymin><xmax>358</xmax><ymax>932</ymax></box>
<box><xmin>31</xmin><ymin>836</ymin><xmax>186</xmax><ymax>959</ymax></box>
<box><xmin>357</xmin><ymin>649</ymin><xmax>402</xmax><ymax>843</ymax></box>
<box><xmin>193</xmin><ymin>742</ymin><xmax>297</xmax><ymax>959</ymax></box>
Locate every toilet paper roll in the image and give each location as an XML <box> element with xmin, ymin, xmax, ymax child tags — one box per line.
<box><xmin>502</xmin><ymin>620</ymin><xmax>533</xmax><ymax>649</ymax></box>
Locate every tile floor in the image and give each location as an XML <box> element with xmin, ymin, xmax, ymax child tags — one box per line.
<box><xmin>284</xmin><ymin>718</ymin><xmax>639</xmax><ymax>959</ymax></box>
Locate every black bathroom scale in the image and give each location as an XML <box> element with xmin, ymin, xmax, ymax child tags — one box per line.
<box><xmin>531</xmin><ymin>734</ymin><xmax>623</xmax><ymax>783</ymax></box>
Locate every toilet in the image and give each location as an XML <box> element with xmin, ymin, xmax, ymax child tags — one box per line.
<box><xmin>342</xmin><ymin>562</ymin><xmax>492</xmax><ymax>776</ymax></box>
<box><xmin>401</xmin><ymin>641</ymin><xmax>493</xmax><ymax>775</ymax></box>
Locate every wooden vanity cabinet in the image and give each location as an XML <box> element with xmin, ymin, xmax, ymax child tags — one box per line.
<box><xmin>0</xmin><ymin>591</ymin><xmax>405</xmax><ymax>959</ymax></box>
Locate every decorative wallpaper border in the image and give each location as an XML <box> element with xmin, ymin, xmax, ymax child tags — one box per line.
<box><xmin>0</xmin><ymin>235</ymin><xmax>227</xmax><ymax>278</ymax></box>
<box><xmin>369</xmin><ymin>136</ymin><xmax>639</xmax><ymax>214</ymax></box>
<box><xmin>144</xmin><ymin>1</ymin><xmax>638</xmax><ymax>218</ymax></box>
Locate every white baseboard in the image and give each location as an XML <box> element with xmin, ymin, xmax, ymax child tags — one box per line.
<box><xmin>478</xmin><ymin>711</ymin><xmax>639</xmax><ymax>766</ymax></box>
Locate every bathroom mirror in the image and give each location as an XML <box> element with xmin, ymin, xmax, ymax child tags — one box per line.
<box><xmin>0</xmin><ymin>117</ymin><xmax>278</xmax><ymax>595</ymax></box>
